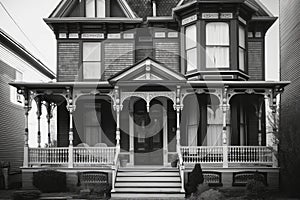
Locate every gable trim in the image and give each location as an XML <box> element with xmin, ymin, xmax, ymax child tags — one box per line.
<box><xmin>109</xmin><ymin>58</ymin><xmax>186</xmax><ymax>82</ymax></box>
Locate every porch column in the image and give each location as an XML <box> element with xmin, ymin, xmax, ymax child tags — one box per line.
<box><xmin>176</xmin><ymin>86</ymin><xmax>181</xmax><ymax>152</ymax></box>
<box><xmin>45</xmin><ymin>102</ymin><xmax>53</xmax><ymax>145</ymax></box>
<box><xmin>36</xmin><ymin>98</ymin><xmax>42</xmax><ymax>148</ymax></box>
<box><xmin>269</xmin><ymin>93</ymin><xmax>278</xmax><ymax>168</ymax></box>
<box><xmin>67</xmin><ymin>101</ymin><xmax>75</xmax><ymax>168</ymax></box>
<box><xmin>114</xmin><ymin>87</ymin><xmax>121</xmax><ymax>153</ymax></box>
<box><xmin>23</xmin><ymin>98</ymin><xmax>31</xmax><ymax>168</ymax></box>
<box><xmin>222</xmin><ymin>87</ymin><xmax>230</xmax><ymax>168</ymax></box>
<box><xmin>257</xmin><ymin>101</ymin><xmax>263</xmax><ymax>146</ymax></box>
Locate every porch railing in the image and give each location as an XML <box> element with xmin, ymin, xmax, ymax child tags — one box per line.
<box><xmin>181</xmin><ymin>146</ymin><xmax>224</xmax><ymax>163</ymax></box>
<box><xmin>28</xmin><ymin>147</ymin><xmax>117</xmax><ymax>167</ymax></box>
<box><xmin>29</xmin><ymin>147</ymin><xmax>69</xmax><ymax>165</ymax></box>
<box><xmin>181</xmin><ymin>146</ymin><xmax>275</xmax><ymax>167</ymax></box>
<box><xmin>228</xmin><ymin>146</ymin><xmax>273</xmax><ymax>164</ymax></box>
<box><xmin>73</xmin><ymin>147</ymin><xmax>116</xmax><ymax>165</ymax></box>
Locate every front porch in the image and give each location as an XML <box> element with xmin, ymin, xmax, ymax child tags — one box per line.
<box><xmin>10</xmin><ymin>59</ymin><xmax>289</xmax><ymax>194</ymax></box>
<box><xmin>27</xmin><ymin>145</ymin><xmax>276</xmax><ymax>169</ymax></box>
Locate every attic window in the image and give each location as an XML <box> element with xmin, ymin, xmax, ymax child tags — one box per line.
<box><xmin>85</xmin><ymin>0</ymin><xmax>105</xmax><ymax>18</ymax></box>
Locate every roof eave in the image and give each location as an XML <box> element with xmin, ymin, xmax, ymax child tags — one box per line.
<box><xmin>44</xmin><ymin>17</ymin><xmax>143</xmax><ymax>24</ymax></box>
<box><xmin>0</xmin><ymin>29</ymin><xmax>55</xmax><ymax>79</ymax></box>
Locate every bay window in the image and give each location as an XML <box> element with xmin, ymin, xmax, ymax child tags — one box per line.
<box><xmin>206</xmin><ymin>22</ymin><xmax>230</xmax><ymax>68</ymax></box>
<box><xmin>85</xmin><ymin>0</ymin><xmax>105</xmax><ymax>18</ymax></box>
<box><xmin>83</xmin><ymin>42</ymin><xmax>101</xmax><ymax>80</ymax></box>
<box><xmin>185</xmin><ymin>24</ymin><xmax>197</xmax><ymax>72</ymax></box>
<box><xmin>239</xmin><ymin>25</ymin><xmax>246</xmax><ymax>71</ymax></box>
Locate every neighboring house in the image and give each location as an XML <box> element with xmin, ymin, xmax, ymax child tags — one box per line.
<box><xmin>11</xmin><ymin>0</ymin><xmax>289</xmax><ymax>197</ymax></box>
<box><xmin>0</xmin><ymin>28</ymin><xmax>55</xmax><ymax>187</ymax></box>
<box><xmin>279</xmin><ymin>0</ymin><xmax>300</xmax><ymax>197</ymax></box>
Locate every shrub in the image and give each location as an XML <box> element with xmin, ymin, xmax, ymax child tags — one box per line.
<box><xmin>11</xmin><ymin>190</ymin><xmax>41</xmax><ymax>200</ymax></box>
<box><xmin>245</xmin><ymin>179</ymin><xmax>266</xmax><ymax>199</ymax></box>
<box><xmin>189</xmin><ymin>183</ymin><xmax>210</xmax><ymax>200</ymax></box>
<box><xmin>33</xmin><ymin>170</ymin><xmax>66</xmax><ymax>192</ymax></box>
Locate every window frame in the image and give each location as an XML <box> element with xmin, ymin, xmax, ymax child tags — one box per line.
<box><xmin>81</xmin><ymin>40</ymin><xmax>103</xmax><ymax>81</ymax></box>
<box><xmin>184</xmin><ymin>23</ymin><xmax>198</xmax><ymax>73</ymax></box>
<box><xmin>204</xmin><ymin>20</ymin><xmax>231</xmax><ymax>70</ymax></box>
<box><xmin>238</xmin><ymin>23</ymin><xmax>247</xmax><ymax>73</ymax></box>
<box><xmin>85</xmin><ymin>0</ymin><xmax>106</xmax><ymax>18</ymax></box>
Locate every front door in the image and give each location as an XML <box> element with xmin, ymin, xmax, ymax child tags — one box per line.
<box><xmin>134</xmin><ymin>99</ymin><xmax>163</xmax><ymax>165</ymax></box>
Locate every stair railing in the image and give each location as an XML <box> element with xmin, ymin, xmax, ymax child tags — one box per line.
<box><xmin>177</xmin><ymin>146</ymin><xmax>185</xmax><ymax>193</ymax></box>
<box><xmin>111</xmin><ymin>146</ymin><xmax>120</xmax><ymax>192</ymax></box>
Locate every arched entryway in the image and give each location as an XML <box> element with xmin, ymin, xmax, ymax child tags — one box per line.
<box><xmin>120</xmin><ymin>95</ymin><xmax>176</xmax><ymax>166</ymax></box>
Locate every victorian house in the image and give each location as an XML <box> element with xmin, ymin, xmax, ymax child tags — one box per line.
<box><xmin>11</xmin><ymin>0</ymin><xmax>289</xmax><ymax>197</ymax></box>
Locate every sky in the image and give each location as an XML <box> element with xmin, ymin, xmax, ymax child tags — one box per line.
<box><xmin>0</xmin><ymin>0</ymin><xmax>279</xmax><ymax>81</ymax></box>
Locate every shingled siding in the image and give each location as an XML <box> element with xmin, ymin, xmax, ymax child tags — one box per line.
<box><xmin>104</xmin><ymin>42</ymin><xmax>134</xmax><ymax>79</ymax></box>
<box><xmin>248</xmin><ymin>39</ymin><xmax>264</xmax><ymax>80</ymax></box>
<box><xmin>0</xmin><ymin>60</ymin><xmax>24</xmax><ymax>172</ymax></box>
<box><xmin>154</xmin><ymin>41</ymin><xmax>180</xmax><ymax>72</ymax></box>
<box><xmin>57</xmin><ymin>42</ymin><xmax>80</xmax><ymax>82</ymax></box>
<box><xmin>279</xmin><ymin>0</ymin><xmax>300</xmax><ymax>195</ymax></box>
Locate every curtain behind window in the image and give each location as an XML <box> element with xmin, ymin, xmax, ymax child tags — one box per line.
<box><xmin>206</xmin><ymin>22</ymin><xmax>230</xmax><ymax>68</ymax></box>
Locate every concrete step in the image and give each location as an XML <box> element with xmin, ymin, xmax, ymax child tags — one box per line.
<box><xmin>114</xmin><ymin>187</ymin><xmax>182</xmax><ymax>192</ymax></box>
<box><xmin>116</xmin><ymin>176</ymin><xmax>181</xmax><ymax>182</ymax></box>
<box><xmin>111</xmin><ymin>192</ymin><xmax>185</xmax><ymax>198</ymax></box>
<box><xmin>117</xmin><ymin>171</ymin><xmax>179</xmax><ymax>177</ymax></box>
<box><xmin>115</xmin><ymin>182</ymin><xmax>181</xmax><ymax>187</ymax></box>
<box><xmin>119</xmin><ymin>167</ymin><xmax>178</xmax><ymax>172</ymax></box>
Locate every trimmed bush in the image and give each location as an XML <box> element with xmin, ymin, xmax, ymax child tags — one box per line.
<box><xmin>33</xmin><ymin>170</ymin><xmax>67</xmax><ymax>192</ymax></box>
<box><xmin>11</xmin><ymin>190</ymin><xmax>41</xmax><ymax>200</ymax></box>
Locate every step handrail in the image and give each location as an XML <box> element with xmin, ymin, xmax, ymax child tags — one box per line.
<box><xmin>177</xmin><ymin>146</ymin><xmax>185</xmax><ymax>193</ymax></box>
<box><xmin>111</xmin><ymin>147</ymin><xmax>120</xmax><ymax>192</ymax></box>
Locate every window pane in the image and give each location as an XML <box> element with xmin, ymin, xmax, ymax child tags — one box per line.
<box><xmin>206</xmin><ymin>22</ymin><xmax>229</xmax><ymax>45</ymax></box>
<box><xmin>96</xmin><ymin>0</ymin><xmax>105</xmax><ymax>18</ymax></box>
<box><xmin>206</xmin><ymin>47</ymin><xmax>229</xmax><ymax>68</ymax></box>
<box><xmin>187</xmin><ymin>48</ymin><xmax>197</xmax><ymax>71</ymax></box>
<box><xmin>83</xmin><ymin>43</ymin><xmax>101</xmax><ymax>61</ymax></box>
<box><xmin>239</xmin><ymin>48</ymin><xmax>245</xmax><ymax>71</ymax></box>
<box><xmin>239</xmin><ymin>26</ymin><xmax>245</xmax><ymax>48</ymax></box>
<box><xmin>83</xmin><ymin>62</ymin><xmax>101</xmax><ymax>79</ymax></box>
<box><xmin>185</xmin><ymin>25</ymin><xmax>197</xmax><ymax>49</ymax></box>
<box><xmin>86</xmin><ymin>0</ymin><xmax>95</xmax><ymax>17</ymax></box>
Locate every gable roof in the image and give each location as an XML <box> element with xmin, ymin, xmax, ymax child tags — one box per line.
<box><xmin>0</xmin><ymin>29</ymin><xmax>55</xmax><ymax>79</ymax></box>
<box><xmin>109</xmin><ymin>57</ymin><xmax>186</xmax><ymax>84</ymax></box>
<box><xmin>49</xmin><ymin>0</ymin><xmax>136</xmax><ymax>18</ymax></box>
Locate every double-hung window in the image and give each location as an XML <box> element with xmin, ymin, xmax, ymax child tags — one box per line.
<box><xmin>239</xmin><ymin>25</ymin><xmax>246</xmax><ymax>71</ymax></box>
<box><xmin>85</xmin><ymin>0</ymin><xmax>105</xmax><ymax>18</ymax></box>
<box><xmin>83</xmin><ymin>42</ymin><xmax>101</xmax><ymax>80</ymax></box>
<box><xmin>206</xmin><ymin>22</ymin><xmax>230</xmax><ymax>68</ymax></box>
<box><xmin>185</xmin><ymin>24</ymin><xmax>197</xmax><ymax>72</ymax></box>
